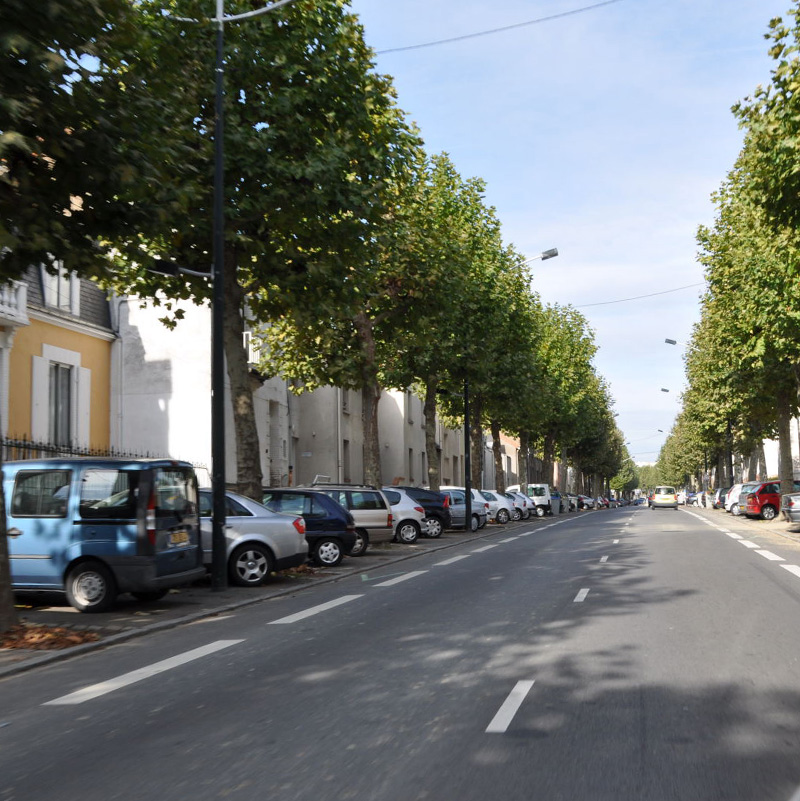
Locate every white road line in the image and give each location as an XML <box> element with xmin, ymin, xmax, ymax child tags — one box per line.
<box><xmin>518</xmin><ymin>531</ymin><xmax>533</xmax><ymax>537</ymax></box>
<box><xmin>498</xmin><ymin>537</ymin><xmax>519</xmax><ymax>543</ymax></box>
<box><xmin>43</xmin><ymin>640</ymin><xmax>244</xmax><ymax>706</ymax></box>
<box><xmin>373</xmin><ymin>571</ymin><xmax>428</xmax><ymax>587</ymax></box>
<box><xmin>781</xmin><ymin>565</ymin><xmax>800</xmax><ymax>579</ymax></box>
<box><xmin>269</xmin><ymin>594</ymin><xmax>363</xmax><ymax>624</ymax></box>
<box><xmin>472</xmin><ymin>544</ymin><xmax>500</xmax><ymax>552</ymax></box>
<box><xmin>756</xmin><ymin>550</ymin><xmax>785</xmax><ymax>562</ymax></box>
<box><xmin>725</xmin><ymin>532</ymin><xmax>743</xmax><ymax>540</ymax></box>
<box><xmin>435</xmin><ymin>555</ymin><xmax>471</xmax><ymax>566</ymax></box>
<box><xmin>738</xmin><ymin>540</ymin><xmax>760</xmax><ymax>549</ymax></box>
<box><xmin>486</xmin><ymin>680</ymin><xmax>535</xmax><ymax>733</ymax></box>
<box><xmin>613</xmin><ymin>539</ymin><xmax>619</xmax><ymax>544</ymax></box>
<box><xmin>574</xmin><ymin>588</ymin><xmax>590</xmax><ymax>603</ymax></box>
<box><xmin>600</xmin><ymin>556</ymin><xmax>609</xmax><ymax>563</ymax></box>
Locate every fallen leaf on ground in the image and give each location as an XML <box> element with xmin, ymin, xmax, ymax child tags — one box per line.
<box><xmin>0</xmin><ymin>624</ymin><xmax>101</xmax><ymax>650</ymax></box>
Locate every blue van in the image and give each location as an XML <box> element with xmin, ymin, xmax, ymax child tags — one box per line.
<box><xmin>4</xmin><ymin>458</ymin><xmax>206</xmax><ymax>612</ymax></box>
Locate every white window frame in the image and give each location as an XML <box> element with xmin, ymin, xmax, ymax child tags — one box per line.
<box><xmin>31</xmin><ymin>344</ymin><xmax>90</xmax><ymax>447</ymax></box>
<box><xmin>40</xmin><ymin>262</ymin><xmax>80</xmax><ymax>316</ymax></box>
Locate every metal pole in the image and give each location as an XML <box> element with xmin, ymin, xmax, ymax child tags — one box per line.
<box><xmin>464</xmin><ymin>379</ymin><xmax>472</xmax><ymax>528</ymax></box>
<box><xmin>211</xmin><ymin>0</ymin><xmax>227</xmax><ymax>590</ymax></box>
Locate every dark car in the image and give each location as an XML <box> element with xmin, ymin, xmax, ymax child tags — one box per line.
<box><xmin>262</xmin><ymin>488</ymin><xmax>357</xmax><ymax>567</ymax></box>
<box><xmin>387</xmin><ymin>486</ymin><xmax>452</xmax><ymax>538</ymax></box>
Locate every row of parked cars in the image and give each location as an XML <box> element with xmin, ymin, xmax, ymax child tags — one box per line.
<box><xmin>708</xmin><ymin>480</ymin><xmax>800</xmax><ymax>521</ymax></box>
<box><xmin>9</xmin><ymin>457</ymin><xmax>590</xmax><ymax>612</ymax></box>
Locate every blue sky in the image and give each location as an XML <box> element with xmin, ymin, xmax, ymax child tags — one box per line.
<box><xmin>348</xmin><ymin>0</ymin><xmax>789</xmax><ymax>464</ymax></box>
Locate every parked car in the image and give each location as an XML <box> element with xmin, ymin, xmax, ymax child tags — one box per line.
<box><xmin>305</xmin><ymin>483</ymin><xmax>394</xmax><ymax>556</ymax></box>
<box><xmin>781</xmin><ymin>492</ymin><xmax>800</xmax><ymax>523</ymax></box>
<box><xmin>712</xmin><ymin>488</ymin><xmax>730</xmax><ymax>510</ymax></box>
<box><xmin>261</xmin><ymin>487</ymin><xmax>356</xmax><ymax>567</ymax></box>
<box><xmin>387</xmin><ymin>486</ymin><xmax>451</xmax><ymax>538</ymax></box>
<box><xmin>438</xmin><ymin>487</ymin><xmax>488</xmax><ymax>531</ymax></box>
<box><xmin>577</xmin><ymin>494</ymin><xmax>594</xmax><ymax>509</ymax></box>
<box><xmin>449</xmin><ymin>486</ymin><xmax>491</xmax><ymax>528</ymax></box>
<box><xmin>725</xmin><ymin>483</ymin><xmax>759</xmax><ymax>516</ymax></box>
<box><xmin>505</xmin><ymin>491</ymin><xmax>532</xmax><ymax>520</ymax></box>
<box><xmin>199</xmin><ymin>489</ymin><xmax>307</xmax><ymax>585</ymax></box>
<box><xmin>566</xmin><ymin>493</ymin><xmax>579</xmax><ymax>511</ymax></box>
<box><xmin>507</xmin><ymin>483</ymin><xmax>552</xmax><ymax>516</ymax></box>
<box><xmin>650</xmin><ymin>486</ymin><xmax>678</xmax><ymax>510</ymax></box>
<box><xmin>381</xmin><ymin>487</ymin><xmax>426</xmax><ymax>543</ymax></box>
<box><xmin>5</xmin><ymin>457</ymin><xmax>206</xmax><ymax>612</ymax></box>
<box><xmin>742</xmin><ymin>480</ymin><xmax>800</xmax><ymax>521</ymax></box>
<box><xmin>479</xmin><ymin>490</ymin><xmax>514</xmax><ymax>524</ymax></box>
<box><xmin>595</xmin><ymin>496</ymin><xmax>610</xmax><ymax>509</ymax></box>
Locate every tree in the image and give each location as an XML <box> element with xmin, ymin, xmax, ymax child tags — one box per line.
<box><xmin>103</xmin><ymin>0</ymin><xmax>417</xmax><ymax>497</ymax></box>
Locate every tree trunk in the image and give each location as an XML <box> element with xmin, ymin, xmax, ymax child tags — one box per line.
<box><xmin>0</xmin><ymin>451</ymin><xmax>18</xmax><ymax>634</ymax></box>
<box><xmin>519</xmin><ymin>431</ymin><xmax>529</xmax><ymax>492</ymax></box>
<box><xmin>354</xmin><ymin>312</ymin><xmax>382</xmax><ymax>487</ymax></box>
<box><xmin>424</xmin><ymin>379</ymin><xmax>441</xmax><ymax>491</ymax></box>
<box><xmin>470</xmin><ymin>392</ymin><xmax>483</xmax><ymax>489</ymax></box>
<box><xmin>223</xmin><ymin>253</ymin><xmax>263</xmax><ymax>500</ymax></box>
<box><xmin>777</xmin><ymin>384</ymin><xmax>795</xmax><ymax>497</ymax></box>
<box><xmin>491</xmin><ymin>419</ymin><xmax>505</xmax><ymax>493</ymax></box>
<box><xmin>542</xmin><ymin>432</ymin><xmax>556</xmax><ymax>485</ymax></box>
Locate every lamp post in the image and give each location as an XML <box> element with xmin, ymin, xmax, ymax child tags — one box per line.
<box><xmin>525</xmin><ymin>248</ymin><xmax>559</xmax><ymax>265</ymax></box>
<box><xmin>169</xmin><ymin>0</ymin><xmax>300</xmax><ymax>590</ymax></box>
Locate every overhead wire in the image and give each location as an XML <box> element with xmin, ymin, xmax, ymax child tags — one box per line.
<box><xmin>375</xmin><ymin>0</ymin><xmax>625</xmax><ymax>55</ymax></box>
<box><xmin>576</xmin><ymin>283</ymin><xmax>704</xmax><ymax>308</ymax></box>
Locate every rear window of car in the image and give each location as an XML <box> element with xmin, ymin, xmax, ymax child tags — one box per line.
<box><xmin>383</xmin><ymin>490</ymin><xmax>401</xmax><ymax>505</ymax></box>
<box><xmin>79</xmin><ymin>469</ymin><xmax>140</xmax><ymax>519</ymax></box>
<box><xmin>655</xmin><ymin>487</ymin><xmax>675</xmax><ymax>495</ymax></box>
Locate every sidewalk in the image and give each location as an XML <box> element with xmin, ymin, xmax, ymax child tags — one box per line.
<box><xmin>683</xmin><ymin>502</ymin><xmax>800</xmax><ymax>545</ymax></box>
<box><xmin>0</xmin><ymin>521</ymin><xmax>522</xmax><ymax>678</ymax></box>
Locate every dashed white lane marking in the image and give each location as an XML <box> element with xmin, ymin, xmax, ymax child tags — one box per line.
<box><xmin>781</xmin><ymin>565</ymin><xmax>800</xmax><ymax>579</ymax></box>
<box><xmin>613</xmin><ymin>539</ymin><xmax>619</xmax><ymax>544</ymax></box>
<box><xmin>738</xmin><ymin>540</ymin><xmax>760</xmax><ymax>549</ymax></box>
<box><xmin>486</xmin><ymin>680</ymin><xmax>535</xmax><ymax>733</ymax></box>
<box><xmin>574</xmin><ymin>588</ymin><xmax>590</xmax><ymax>603</ymax></box>
<box><xmin>472</xmin><ymin>544</ymin><xmax>500</xmax><ymax>552</ymax></box>
<box><xmin>600</xmin><ymin>556</ymin><xmax>609</xmax><ymax>563</ymax></box>
<box><xmin>518</xmin><ymin>531</ymin><xmax>533</xmax><ymax>537</ymax></box>
<box><xmin>435</xmin><ymin>555</ymin><xmax>471</xmax><ymax>566</ymax></box>
<box><xmin>725</xmin><ymin>532</ymin><xmax>743</xmax><ymax>540</ymax></box>
<box><xmin>43</xmin><ymin>640</ymin><xmax>244</xmax><ymax>706</ymax></box>
<box><xmin>373</xmin><ymin>571</ymin><xmax>428</xmax><ymax>587</ymax></box>
<box><xmin>498</xmin><ymin>537</ymin><xmax>519</xmax><ymax>543</ymax></box>
<box><xmin>756</xmin><ymin>550</ymin><xmax>785</xmax><ymax>562</ymax></box>
<box><xmin>270</xmin><ymin>594</ymin><xmax>363</xmax><ymax>624</ymax></box>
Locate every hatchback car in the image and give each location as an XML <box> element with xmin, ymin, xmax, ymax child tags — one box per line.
<box><xmin>306</xmin><ymin>484</ymin><xmax>394</xmax><ymax>556</ymax></box>
<box><xmin>743</xmin><ymin>480</ymin><xmax>800</xmax><ymax>521</ymax></box>
<box><xmin>262</xmin><ymin>488</ymin><xmax>357</xmax><ymax>567</ymax></box>
<box><xmin>726</xmin><ymin>483</ymin><xmax>759</xmax><ymax>516</ymax></box>
<box><xmin>479</xmin><ymin>490</ymin><xmax>514</xmax><ymax>524</ymax></box>
<box><xmin>198</xmin><ymin>489</ymin><xmax>308</xmax><ymax>585</ymax></box>
<box><xmin>386</xmin><ymin>486</ymin><xmax>451</xmax><ymax>538</ymax></box>
<box><xmin>781</xmin><ymin>492</ymin><xmax>800</xmax><ymax>523</ymax></box>
<box><xmin>381</xmin><ymin>487</ymin><xmax>426</xmax><ymax>543</ymax></box>
<box><xmin>651</xmin><ymin>486</ymin><xmax>678</xmax><ymax>510</ymax></box>
<box><xmin>438</xmin><ymin>487</ymin><xmax>488</xmax><ymax>531</ymax></box>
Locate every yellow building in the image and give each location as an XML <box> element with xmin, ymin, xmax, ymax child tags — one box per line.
<box><xmin>1</xmin><ymin>265</ymin><xmax>114</xmax><ymax>451</ymax></box>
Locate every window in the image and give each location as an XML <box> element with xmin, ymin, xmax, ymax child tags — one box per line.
<box><xmin>48</xmin><ymin>362</ymin><xmax>72</xmax><ymax>445</ymax></box>
<box><xmin>40</xmin><ymin>262</ymin><xmax>79</xmax><ymax>315</ymax></box>
<box><xmin>348</xmin><ymin>491</ymin><xmax>384</xmax><ymax>511</ymax></box>
<box><xmin>11</xmin><ymin>470</ymin><xmax>71</xmax><ymax>517</ymax></box>
<box><xmin>383</xmin><ymin>490</ymin><xmax>401</xmax><ymax>505</ymax></box>
<box><xmin>80</xmin><ymin>469</ymin><xmax>139</xmax><ymax>519</ymax></box>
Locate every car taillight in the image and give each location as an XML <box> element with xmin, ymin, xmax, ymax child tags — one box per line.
<box><xmin>414</xmin><ymin>506</ymin><xmax>425</xmax><ymax>515</ymax></box>
<box><xmin>292</xmin><ymin>517</ymin><xmax>305</xmax><ymax>535</ymax></box>
<box><xmin>387</xmin><ymin>512</ymin><xmax>393</xmax><ymax>527</ymax></box>
<box><xmin>442</xmin><ymin>494</ymin><xmax>449</xmax><ymax>508</ymax></box>
<box><xmin>146</xmin><ymin>490</ymin><xmax>157</xmax><ymax>546</ymax></box>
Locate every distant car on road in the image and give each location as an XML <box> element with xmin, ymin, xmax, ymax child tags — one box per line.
<box><xmin>650</xmin><ymin>486</ymin><xmax>678</xmax><ymax>510</ymax></box>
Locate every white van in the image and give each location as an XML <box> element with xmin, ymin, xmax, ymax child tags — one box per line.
<box><xmin>506</xmin><ymin>483</ymin><xmax>553</xmax><ymax>517</ymax></box>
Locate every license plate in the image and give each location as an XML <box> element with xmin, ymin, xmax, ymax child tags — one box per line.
<box><xmin>170</xmin><ymin>529</ymin><xmax>190</xmax><ymax>546</ymax></box>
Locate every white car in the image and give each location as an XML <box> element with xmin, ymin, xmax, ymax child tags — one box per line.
<box><xmin>504</xmin><ymin>491</ymin><xmax>533</xmax><ymax>520</ymax></box>
<box><xmin>725</xmin><ymin>483</ymin><xmax>759</xmax><ymax>516</ymax></box>
<box><xmin>479</xmin><ymin>490</ymin><xmax>514</xmax><ymax>524</ymax></box>
<box><xmin>381</xmin><ymin>487</ymin><xmax>426</xmax><ymax>543</ymax></box>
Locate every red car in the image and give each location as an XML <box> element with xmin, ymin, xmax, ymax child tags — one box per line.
<box><xmin>743</xmin><ymin>480</ymin><xmax>800</xmax><ymax>520</ymax></box>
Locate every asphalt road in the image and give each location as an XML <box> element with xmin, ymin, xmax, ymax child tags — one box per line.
<box><xmin>3</xmin><ymin>506</ymin><xmax>800</xmax><ymax>801</ymax></box>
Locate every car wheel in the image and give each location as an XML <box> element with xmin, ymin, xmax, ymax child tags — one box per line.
<box><xmin>349</xmin><ymin>530</ymin><xmax>369</xmax><ymax>557</ymax></box>
<box><xmin>761</xmin><ymin>504</ymin><xmax>777</xmax><ymax>521</ymax></box>
<box><xmin>229</xmin><ymin>543</ymin><xmax>274</xmax><ymax>586</ymax></box>
<box><xmin>396</xmin><ymin>520</ymin><xmax>420</xmax><ymax>544</ymax></box>
<box><xmin>312</xmin><ymin>537</ymin><xmax>343</xmax><ymax>567</ymax></box>
<box><xmin>470</xmin><ymin>514</ymin><xmax>480</xmax><ymax>532</ymax></box>
<box><xmin>731</xmin><ymin>504</ymin><xmax>740</xmax><ymax>516</ymax></box>
<box><xmin>131</xmin><ymin>590</ymin><xmax>168</xmax><ymax>602</ymax></box>
<box><xmin>65</xmin><ymin>561</ymin><xmax>117</xmax><ymax>612</ymax></box>
<box><xmin>496</xmin><ymin>508</ymin><xmax>510</xmax><ymax>524</ymax></box>
<box><xmin>425</xmin><ymin>516</ymin><xmax>443</xmax><ymax>538</ymax></box>
<box><xmin>511</xmin><ymin>508</ymin><xmax>521</xmax><ymax>522</ymax></box>
<box><xmin>535</xmin><ymin>506</ymin><xmax>546</xmax><ymax>518</ymax></box>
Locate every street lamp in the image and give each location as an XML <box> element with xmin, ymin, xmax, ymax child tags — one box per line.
<box><xmin>525</xmin><ymin>248</ymin><xmax>559</xmax><ymax>264</ymax></box>
<box><xmin>660</xmin><ymin>388</ymin><xmax>670</xmax><ymax>393</ymax></box>
<box><xmin>170</xmin><ymin>0</ymin><xmax>300</xmax><ymax>590</ymax></box>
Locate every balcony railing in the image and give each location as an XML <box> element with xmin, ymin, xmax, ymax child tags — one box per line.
<box><xmin>0</xmin><ymin>281</ymin><xmax>29</xmax><ymax>327</ymax></box>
